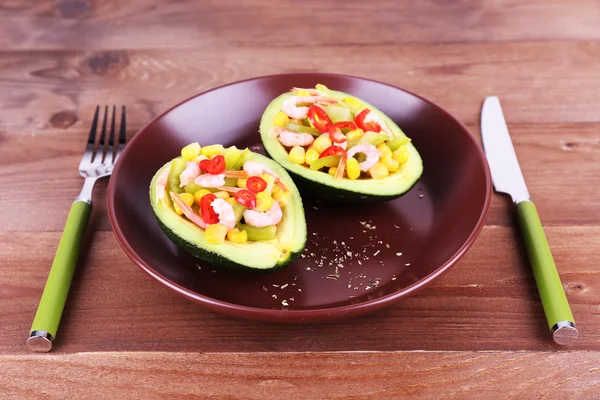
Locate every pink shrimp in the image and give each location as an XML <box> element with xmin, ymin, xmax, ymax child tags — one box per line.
<box><xmin>243</xmin><ymin>201</ymin><xmax>283</xmax><ymax>228</ymax></box>
<box><xmin>243</xmin><ymin>161</ymin><xmax>290</xmax><ymax>192</ymax></box>
<box><xmin>194</xmin><ymin>173</ymin><xmax>226</xmax><ymax>188</ymax></box>
<box><xmin>363</xmin><ymin>110</ymin><xmax>393</xmax><ymax>138</ymax></box>
<box><xmin>281</xmin><ymin>96</ymin><xmax>337</xmax><ymax>119</ymax></box>
<box><xmin>155</xmin><ymin>167</ymin><xmax>171</xmax><ymax>204</ymax></box>
<box><xmin>210</xmin><ymin>198</ymin><xmax>236</xmax><ymax>230</ymax></box>
<box><xmin>347</xmin><ymin>144</ymin><xmax>380</xmax><ymax>172</ymax></box>
<box><xmin>270</xmin><ymin>127</ymin><xmax>314</xmax><ymax>147</ymax></box>
<box><xmin>170</xmin><ymin>192</ymin><xmax>209</xmax><ymax>229</ymax></box>
<box><xmin>179</xmin><ymin>162</ymin><xmax>200</xmax><ymax>187</ymax></box>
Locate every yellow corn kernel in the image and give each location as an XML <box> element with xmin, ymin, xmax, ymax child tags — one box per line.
<box><xmin>295</xmin><ymin>90</ymin><xmax>311</xmax><ymax>96</ymax></box>
<box><xmin>193</xmin><ymin>189</ymin><xmax>212</xmax><ymax>206</ymax></box>
<box><xmin>328</xmin><ymin>167</ymin><xmax>338</xmax><ymax>176</ymax></box>
<box><xmin>346</xmin><ymin>129</ymin><xmax>365</xmax><ymax>141</ymax></box>
<box><xmin>255</xmin><ymin>191</ymin><xmax>274</xmax><ymax>212</ymax></box>
<box><xmin>237</xmin><ymin>178</ymin><xmax>247</xmax><ymax>189</ymax></box>
<box><xmin>201</xmin><ymin>144</ymin><xmax>224</xmax><ymax>157</ymax></box>
<box><xmin>273</xmin><ymin>188</ymin><xmax>291</xmax><ymax>207</ymax></box>
<box><xmin>393</xmin><ymin>146</ymin><xmax>410</xmax><ymax>165</ymax></box>
<box><xmin>289</xmin><ymin>145</ymin><xmax>306</xmax><ymax>164</ymax></box>
<box><xmin>225</xmin><ymin>197</ymin><xmax>237</xmax><ymax>206</ymax></box>
<box><xmin>261</xmin><ymin>173</ymin><xmax>276</xmax><ymax>194</ymax></box>
<box><xmin>181</xmin><ymin>142</ymin><xmax>201</xmax><ymax>161</ymax></box>
<box><xmin>214</xmin><ymin>191</ymin><xmax>230</xmax><ymax>199</ymax></box>
<box><xmin>227</xmin><ymin>228</ymin><xmax>248</xmax><ymax>243</ymax></box>
<box><xmin>173</xmin><ymin>202</ymin><xmax>183</xmax><ymax>215</ymax></box>
<box><xmin>369</xmin><ymin>162</ymin><xmax>389</xmax><ymax>180</ymax></box>
<box><xmin>377</xmin><ymin>143</ymin><xmax>393</xmax><ymax>159</ymax></box>
<box><xmin>382</xmin><ymin>155</ymin><xmax>400</xmax><ymax>172</ymax></box>
<box><xmin>205</xmin><ymin>224</ymin><xmax>228</xmax><ymax>244</ymax></box>
<box><xmin>343</xmin><ymin>97</ymin><xmax>362</xmax><ymax>109</ymax></box>
<box><xmin>312</xmin><ymin>135</ymin><xmax>333</xmax><ymax>154</ymax></box>
<box><xmin>305</xmin><ymin>148</ymin><xmax>320</xmax><ymax>165</ymax></box>
<box><xmin>273</xmin><ymin>111</ymin><xmax>290</xmax><ymax>127</ymax></box>
<box><xmin>345</xmin><ymin>157</ymin><xmax>360</xmax><ymax>180</ymax></box>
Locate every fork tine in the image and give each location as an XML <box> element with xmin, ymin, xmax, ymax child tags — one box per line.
<box><xmin>114</xmin><ymin>106</ymin><xmax>127</xmax><ymax>163</ymax></box>
<box><xmin>107</xmin><ymin>105</ymin><xmax>117</xmax><ymax>163</ymax></box>
<box><xmin>79</xmin><ymin>106</ymin><xmax>100</xmax><ymax>168</ymax></box>
<box><xmin>98</xmin><ymin>106</ymin><xmax>109</xmax><ymax>162</ymax></box>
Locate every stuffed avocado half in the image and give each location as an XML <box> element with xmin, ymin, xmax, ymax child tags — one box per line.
<box><xmin>260</xmin><ymin>85</ymin><xmax>423</xmax><ymax>201</ymax></box>
<box><xmin>150</xmin><ymin>144</ymin><xmax>306</xmax><ymax>270</ymax></box>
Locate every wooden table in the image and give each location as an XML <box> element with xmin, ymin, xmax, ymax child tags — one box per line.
<box><xmin>1</xmin><ymin>1</ymin><xmax>599</xmax><ymax>398</ymax></box>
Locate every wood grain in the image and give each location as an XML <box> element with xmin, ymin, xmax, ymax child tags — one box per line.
<box><xmin>2</xmin><ymin>351</ymin><xmax>600</xmax><ymax>399</ymax></box>
<box><xmin>1</xmin><ymin>226</ymin><xmax>598</xmax><ymax>355</ymax></box>
<box><xmin>2</xmin><ymin>0</ymin><xmax>600</xmax><ymax>50</ymax></box>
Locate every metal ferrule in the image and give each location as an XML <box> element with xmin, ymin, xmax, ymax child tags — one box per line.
<box><xmin>551</xmin><ymin>321</ymin><xmax>578</xmax><ymax>345</ymax></box>
<box><xmin>27</xmin><ymin>330</ymin><xmax>54</xmax><ymax>352</ymax></box>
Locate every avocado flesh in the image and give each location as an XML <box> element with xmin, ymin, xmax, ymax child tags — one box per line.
<box><xmin>149</xmin><ymin>153</ymin><xmax>307</xmax><ymax>270</ymax></box>
<box><xmin>260</xmin><ymin>90</ymin><xmax>423</xmax><ymax>201</ymax></box>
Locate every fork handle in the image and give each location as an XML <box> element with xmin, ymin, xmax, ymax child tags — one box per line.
<box><xmin>27</xmin><ymin>200</ymin><xmax>92</xmax><ymax>352</ymax></box>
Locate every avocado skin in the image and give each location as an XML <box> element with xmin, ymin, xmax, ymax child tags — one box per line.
<box><xmin>154</xmin><ymin>214</ymin><xmax>302</xmax><ymax>271</ymax></box>
<box><xmin>264</xmin><ymin>147</ymin><xmax>419</xmax><ymax>204</ymax></box>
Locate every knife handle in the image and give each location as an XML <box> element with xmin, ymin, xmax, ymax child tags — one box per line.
<box><xmin>516</xmin><ymin>200</ymin><xmax>578</xmax><ymax>344</ymax></box>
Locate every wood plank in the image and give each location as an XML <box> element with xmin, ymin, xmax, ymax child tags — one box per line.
<box><xmin>2</xmin><ymin>41</ymin><xmax>600</xmax><ymax>134</ymax></box>
<box><xmin>2</xmin><ymin>0</ymin><xmax>600</xmax><ymax>50</ymax></box>
<box><xmin>1</xmin><ymin>351</ymin><xmax>599</xmax><ymax>399</ymax></box>
<box><xmin>1</xmin><ymin>226</ymin><xmax>598</xmax><ymax>354</ymax></box>
<box><xmin>1</xmin><ymin>122</ymin><xmax>598</xmax><ymax>232</ymax></box>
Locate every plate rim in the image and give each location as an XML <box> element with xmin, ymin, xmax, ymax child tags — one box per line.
<box><xmin>107</xmin><ymin>72</ymin><xmax>492</xmax><ymax>322</ymax></box>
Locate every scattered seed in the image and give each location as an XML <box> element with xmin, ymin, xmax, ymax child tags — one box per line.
<box><xmin>374</xmin><ymin>250</ymin><xmax>381</xmax><ymax>256</ymax></box>
<box><xmin>272</xmin><ymin>294</ymin><xmax>277</xmax><ymax>299</ymax></box>
<box><xmin>282</xmin><ymin>300</ymin><xmax>289</xmax><ymax>306</ymax></box>
<box><xmin>272</xmin><ymin>284</ymin><xmax>280</xmax><ymax>288</ymax></box>
<box><xmin>396</xmin><ymin>252</ymin><xmax>403</xmax><ymax>256</ymax></box>
<box><xmin>385</xmin><ymin>244</ymin><xmax>390</xmax><ymax>248</ymax></box>
<box><xmin>394</xmin><ymin>225</ymin><xmax>400</xmax><ymax>229</ymax></box>
<box><xmin>262</xmin><ymin>286</ymin><xmax>268</xmax><ymax>291</ymax></box>
<box><xmin>280</xmin><ymin>284</ymin><xmax>289</xmax><ymax>289</ymax></box>
<box><xmin>358</xmin><ymin>260</ymin><xmax>362</xmax><ymax>265</ymax></box>
<box><xmin>419</xmin><ymin>194</ymin><xmax>424</xmax><ymax>198</ymax></box>
<box><xmin>405</xmin><ymin>263</ymin><xmax>411</xmax><ymax>266</ymax></box>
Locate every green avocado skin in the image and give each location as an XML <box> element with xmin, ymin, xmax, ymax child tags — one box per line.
<box><xmin>264</xmin><ymin>147</ymin><xmax>419</xmax><ymax>203</ymax></box>
<box><xmin>155</xmin><ymin>215</ymin><xmax>302</xmax><ymax>271</ymax></box>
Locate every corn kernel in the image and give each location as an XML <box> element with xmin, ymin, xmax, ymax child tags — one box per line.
<box><xmin>377</xmin><ymin>143</ymin><xmax>393</xmax><ymax>159</ymax></box>
<box><xmin>193</xmin><ymin>189</ymin><xmax>212</xmax><ymax>206</ymax></box>
<box><xmin>237</xmin><ymin>178</ymin><xmax>247</xmax><ymax>189</ymax></box>
<box><xmin>192</xmin><ymin>155</ymin><xmax>208</xmax><ymax>163</ymax></box>
<box><xmin>346</xmin><ymin>157</ymin><xmax>360</xmax><ymax>180</ymax></box>
<box><xmin>312</xmin><ymin>135</ymin><xmax>333</xmax><ymax>154</ymax></box>
<box><xmin>295</xmin><ymin>90</ymin><xmax>311</xmax><ymax>97</ymax></box>
<box><xmin>343</xmin><ymin>97</ymin><xmax>362</xmax><ymax>109</ymax></box>
<box><xmin>369</xmin><ymin>162</ymin><xmax>389</xmax><ymax>180</ymax></box>
<box><xmin>382</xmin><ymin>155</ymin><xmax>400</xmax><ymax>172</ymax></box>
<box><xmin>346</xmin><ymin>129</ymin><xmax>365</xmax><ymax>141</ymax></box>
<box><xmin>305</xmin><ymin>148</ymin><xmax>320</xmax><ymax>165</ymax></box>
<box><xmin>261</xmin><ymin>173</ymin><xmax>276</xmax><ymax>194</ymax></box>
<box><xmin>214</xmin><ymin>191</ymin><xmax>230</xmax><ymax>199</ymax></box>
<box><xmin>201</xmin><ymin>144</ymin><xmax>224</xmax><ymax>157</ymax></box>
<box><xmin>273</xmin><ymin>111</ymin><xmax>290</xmax><ymax>127</ymax></box>
<box><xmin>205</xmin><ymin>224</ymin><xmax>228</xmax><ymax>244</ymax></box>
<box><xmin>273</xmin><ymin>188</ymin><xmax>291</xmax><ymax>207</ymax></box>
<box><xmin>181</xmin><ymin>142</ymin><xmax>201</xmax><ymax>161</ymax></box>
<box><xmin>173</xmin><ymin>203</ymin><xmax>184</xmax><ymax>215</ymax></box>
<box><xmin>288</xmin><ymin>146</ymin><xmax>306</xmax><ymax>164</ymax></box>
<box><xmin>393</xmin><ymin>146</ymin><xmax>410</xmax><ymax>164</ymax></box>
<box><xmin>179</xmin><ymin>192</ymin><xmax>194</xmax><ymax>206</ymax></box>
<box><xmin>225</xmin><ymin>197</ymin><xmax>237</xmax><ymax>206</ymax></box>
<box><xmin>227</xmin><ymin>228</ymin><xmax>248</xmax><ymax>243</ymax></box>
<box><xmin>328</xmin><ymin>167</ymin><xmax>338</xmax><ymax>176</ymax></box>
<box><xmin>255</xmin><ymin>191</ymin><xmax>274</xmax><ymax>212</ymax></box>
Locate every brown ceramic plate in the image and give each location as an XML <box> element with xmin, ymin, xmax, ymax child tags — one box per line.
<box><xmin>107</xmin><ymin>73</ymin><xmax>491</xmax><ymax>323</ymax></box>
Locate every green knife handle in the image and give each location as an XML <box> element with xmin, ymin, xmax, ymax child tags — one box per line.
<box><xmin>516</xmin><ymin>201</ymin><xmax>574</xmax><ymax>330</ymax></box>
<box><xmin>29</xmin><ymin>200</ymin><xmax>92</xmax><ymax>343</ymax></box>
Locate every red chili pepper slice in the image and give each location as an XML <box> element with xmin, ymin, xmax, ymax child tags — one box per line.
<box><xmin>327</xmin><ymin>126</ymin><xmax>348</xmax><ymax>144</ymax></box>
<box><xmin>235</xmin><ymin>190</ymin><xmax>257</xmax><ymax>209</ymax></box>
<box><xmin>319</xmin><ymin>145</ymin><xmax>347</xmax><ymax>159</ymax></box>
<box><xmin>246</xmin><ymin>176</ymin><xmax>267</xmax><ymax>193</ymax></box>
<box><xmin>200</xmin><ymin>193</ymin><xmax>219</xmax><ymax>225</ymax></box>
<box><xmin>354</xmin><ymin>109</ymin><xmax>381</xmax><ymax>133</ymax></box>
<box><xmin>330</xmin><ymin>121</ymin><xmax>356</xmax><ymax>132</ymax></box>
<box><xmin>206</xmin><ymin>155</ymin><xmax>225</xmax><ymax>175</ymax></box>
<box><xmin>199</xmin><ymin>159</ymin><xmax>211</xmax><ymax>173</ymax></box>
<box><xmin>307</xmin><ymin>105</ymin><xmax>333</xmax><ymax>132</ymax></box>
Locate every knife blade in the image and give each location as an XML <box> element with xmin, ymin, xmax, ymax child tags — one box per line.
<box><xmin>480</xmin><ymin>96</ymin><xmax>578</xmax><ymax>345</ymax></box>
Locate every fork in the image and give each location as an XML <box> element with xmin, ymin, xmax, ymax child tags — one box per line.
<box><xmin>27</xmin><ymin>106</ymin><xmax>126</xmax><ymax>352</ymax></box>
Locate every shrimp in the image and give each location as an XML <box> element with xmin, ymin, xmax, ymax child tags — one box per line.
<box><xmin>270</xmin><ymin>127</ymin><xmax>314</xmax><ymax>147</ymax></box>
<box><xmin>194</xmin><ymin>173</ymin><xmax>226</xmax><ymax>188</ymax></box>
<box><xmin>179</xmin><ymin>162</ymin><xmax>200</xmax><ymax>187</ymax></box>
<box><xmin>364</xmin><ymin>110</ymin><xmax>393</xmax><ymax>138</ymax></box>
<box><xmin>282</xmin><ymin>96</ymin><xmax>337</xmax><ymax>119</ymax></box>
<box><xmin>347</xmin><ymin>144</ymin><xmax>380</xmax><ymax>172</ymax></box>
<box><xmin>211</xmin><ymin>198</ymin><xmax>236</xmax><ymax>230</ymax></box>
<box><xmin>243</xmin><ymin>161</ymin><xmax>290</xmax><ymax>192</ymax></box>
<box><xmin>333</xmin><ymin>140</ymin><xmax>347</xmax><ymax>150</ymax></box>
<box><xmin>243</xmin><ymin>201</ymin><xmax>283</xmax><ymax>228</ymax></box>
<box><xmin>155</xmin><ymin>167</ymin><xmax>171</xmax><ymax>204</ymax></box>
<box><xmin>170</xmin><ymin>192</ymin><xmax>209</xmax><ymax>229</ymax></box>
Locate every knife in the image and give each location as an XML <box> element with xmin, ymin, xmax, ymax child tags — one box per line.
<box><xmin>481</xmin><ymin>96</ymin><xmax>578</xmax><ymax>345</ymax></box>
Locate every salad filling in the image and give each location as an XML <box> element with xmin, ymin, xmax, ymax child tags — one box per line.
<box><xmin>269</xmin><ymin>84</ymin><xmax>413</xmax><ymax>181</ymax></box>
<box><xmin>154</xmin><ymin>144</ymin><xmax>292</xmax><ymax>245</ymax></box>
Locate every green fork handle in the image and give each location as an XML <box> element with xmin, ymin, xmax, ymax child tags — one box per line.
<box><xmin>516</xmin><ymin>201</ymin><xmax>578</xmax><ymax>344</ymax></box>
<box><xmin>27</xmin><ymin>200</ymin><xmax>92</xmax><ymax>352</ymax></box>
